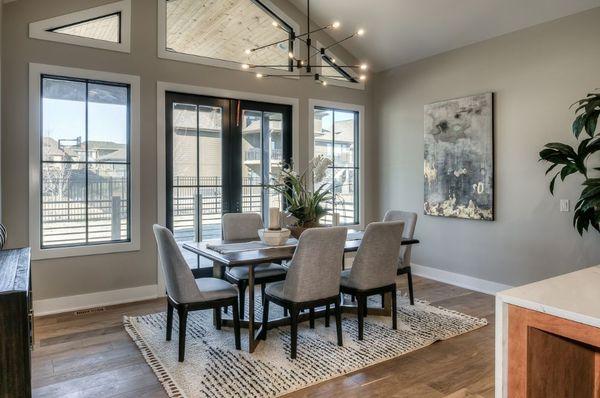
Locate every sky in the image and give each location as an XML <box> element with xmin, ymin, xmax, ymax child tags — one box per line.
<box><xmin>43</xmin><ymin>98</ymin><xmax>128</xmax><ymax>145</ymax></box>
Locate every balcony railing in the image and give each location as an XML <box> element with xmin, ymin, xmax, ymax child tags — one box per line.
<box><xmin>244</xmin><ymin>148</ymin><xmax>282</xmax><ymax>162</ymax></box>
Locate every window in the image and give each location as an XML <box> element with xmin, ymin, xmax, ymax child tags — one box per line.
<box><xmin>29</xmin><ymin>0</ymin><xmax>131</xmax><ymax>53</ymax></box>
<box><xmin>30</xmin><ymin>64</ymin><xmax>140</xmax><ymax>259</ymax></box>
<box><xmin>159</xmin><ymin>0</ymin><xmax>296</xmax><ymax>71</ymax></box>
<box><xmin>312</xmin><ymin>105</ymin><xmax>361</xmax><ymax>226</ymax></box>
<box><xmin>50</xmin><ymin>13</ymin><xmax>121</xmax><ymax>43</ymax></box>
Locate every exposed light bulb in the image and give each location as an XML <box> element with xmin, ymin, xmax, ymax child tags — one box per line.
<box><xmin>241</xmin><ymin>64</ymin><xmax>250</xmax><ymax>70</ymax></box>
<box><xmin>288</xmin><ymin>52</ymin><xmax>294</xmax><ymax>59</ymax></box>
<box><xmin>244</xmin><ymin>49</ymin><xmax>252</xmax><ymax>55</ymax></box>
<box><xmin>332</xmin><ymin>21</ymin><xmax>340</xmax><ymax>29</ymax></box>
<box><xmin>331</xmin><ymin>58</ymin><xmax>336</xmax><ymax>64</ymax></box>
<box><xmin>359</xmin><ymin>75</ymin><xmax>366</xmax><ymax>81</ymax></box>
<box><xmin>360</xmin><ymin>64</ymin><xmax>368</xmax><ymax>70</ymax></box>
<box><xmin>272</xmin><ymin>21</ymin><xmax>278</xmax><ymax>27</ymax></box>
<box><xmin>256</xmin><ymin>73</ymin><xmax>263</xmax><ymax>78</ymax></box>
<box><xmin>357</xmin><ymin>28</ymin><xmax>365</xmax><ymax>36</ymax></box>
<box><xmin>322</xmin><ymin>80</ymin><xmax>328</xmax><ymax>86</ymax></box>
<box><xmin>300</xmin><ymin>60</ymin><xmax>305</xmax><ymax>66</ymax></box>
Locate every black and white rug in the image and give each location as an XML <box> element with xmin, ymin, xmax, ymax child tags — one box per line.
<box><xmin>124</xmin><ymin>295</ymin><xmax>487</xmax><ymax>398</ymax></box>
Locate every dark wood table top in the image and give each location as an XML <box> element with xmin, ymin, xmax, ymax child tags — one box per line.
<box><xmin>183</xmin><ymin>233</ymin><xmax>419</xmax><ymax>267</ymax></box>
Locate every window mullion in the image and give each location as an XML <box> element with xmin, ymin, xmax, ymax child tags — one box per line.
<box><xmin>84</xmin><ymin>81</ymin><xmax>90</xmax><ymax>245</ymax></box>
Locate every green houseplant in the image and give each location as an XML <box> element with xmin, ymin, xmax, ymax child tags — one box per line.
<box><xmin>539</xmin><ymin>90</ymin><xmax>600</xmax><ymax>235</ymax></box>
<box><xmin>271</xmin><ymin>155</ymin><xmax>333</xmax><ymax>237</ymax></box>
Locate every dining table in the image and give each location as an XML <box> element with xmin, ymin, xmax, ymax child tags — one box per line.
<box><xmin>183</xmin><ymin>230</ymin><xmax>420</xmax><ymax>353</ymax></box>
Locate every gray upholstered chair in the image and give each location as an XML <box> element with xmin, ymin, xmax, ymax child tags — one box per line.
<box><xmin>222</xmin><ymin>213</ymin><xmax>288</xmax><ymax>318</ymax></box>
<box><xmin>340</xmin><ymin>221</ymin><xmax>405</xmax><ymax>340</ymax></box>
<box><xmin>261</xmin><ymin>227</ymin><xmax>347</xmax><ymax>359</ymax></box>
<box><xmin>153</xmin><ymin>224</ymin><xmax>240</xmax><ymax>362</ymax></box>
<box><xmin>383</xmin><ymin>210</ymin><xmax>418</xmax><ymax>305</ymax></box>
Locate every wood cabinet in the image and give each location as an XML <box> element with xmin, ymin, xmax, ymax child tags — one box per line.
<box><xmin>496</xmin><ymin>265</ymin><xmax>600</xmax><ymax>398</ymax></box>
<box><xmin>0</xmin><ymin>248</ymin><xmax>32</xmax><ymax>398</ymax></box>
<box><xmin>507</xmin><ymin>305</ymin><xmax>600</xmax><ymax>397</ymax></box>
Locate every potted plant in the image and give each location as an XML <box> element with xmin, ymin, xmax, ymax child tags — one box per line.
<box><xmin>271</xmin><ymin>155</ymin><xmax>334</xmax><ymax>238</ymax></box>
<box><xmin>539</xmin><ymin>90</ymin><xmax>600</xmax><ymax>235</ymax></box>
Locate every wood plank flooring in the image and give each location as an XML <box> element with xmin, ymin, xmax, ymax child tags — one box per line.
<box><xmin>31</xmin><ymin>276</ymin><xmax>495</xmax><ymax>397</ymax></box>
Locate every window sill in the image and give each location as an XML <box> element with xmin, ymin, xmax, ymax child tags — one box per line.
<box><xmin>31</xmin><ymin>241</ymin><xmax>140</xmax><ymax>261</ymax></box>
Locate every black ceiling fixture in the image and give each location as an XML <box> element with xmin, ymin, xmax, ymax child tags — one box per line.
<box><xmin>243</xmin><ymin>0</ymin><xmax>368</xmax><ymax>85</ymax></box>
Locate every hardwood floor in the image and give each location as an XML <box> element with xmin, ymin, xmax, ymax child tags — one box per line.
<box><xmin>31</xmin><ymin>276</ymin><xmax>495</xmax><ymax>397</ymax></box>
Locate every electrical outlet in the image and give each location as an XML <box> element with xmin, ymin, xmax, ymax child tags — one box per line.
<box><xmin>560</xmin><ymin>199</ymin><xmax>570</xmax><ymax>212</ymax></box>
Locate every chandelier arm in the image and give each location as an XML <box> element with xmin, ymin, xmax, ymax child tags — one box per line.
<box><xmin>250</xmin><ymin>37</ymin><xmax>293</xmax><ymax>52</ymax></box>
<box><xmin>324</xmin><ymin>34</ymin><xmax>356</xmax><ymax>51</ymax></box>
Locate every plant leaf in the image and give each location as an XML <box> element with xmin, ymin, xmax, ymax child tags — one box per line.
<box><xmin>585</xmin><ymin>110</ymin><xmax>599</xmax><ymax>137</ymax></box>
<box><xmin>573</xmin><ymin>114</ymin><xmax>586</xmax><ymax>138</ymax></box>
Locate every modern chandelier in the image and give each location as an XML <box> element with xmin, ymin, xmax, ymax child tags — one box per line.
<box><xmin>242</xmin><ymin>0</ymin><xmax>368</xmax><ymax>86</ymax></box>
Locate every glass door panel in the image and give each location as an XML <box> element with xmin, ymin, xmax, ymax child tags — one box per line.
<box><xmin>167</xmin><ymin>94</ymin><xmax>230</xmax><ymax>276</ymax></box>
<box><xmin>241</xmin><ymin>110</ymin><xmax>263</xmax><ymax>214</ymax></box>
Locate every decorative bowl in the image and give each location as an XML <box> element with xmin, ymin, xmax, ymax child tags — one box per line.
<box><xmin>258</xmin><ymin>228</ymin><xmax>291</xmax><ymax>246</ymax></box>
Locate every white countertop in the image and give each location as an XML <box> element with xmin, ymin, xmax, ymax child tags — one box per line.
<box><xmin>496</xmin><ymin>265</ymin><xmax>600</xmax><ymax>328</ymax></box>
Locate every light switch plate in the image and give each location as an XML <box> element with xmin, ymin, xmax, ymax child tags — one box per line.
<box><xmin>560</xmin><ymin>199</ymin><xmax>570</xmax><ymax>212</ymax></box>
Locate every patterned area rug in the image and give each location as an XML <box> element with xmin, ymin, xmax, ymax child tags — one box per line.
<box><xmin>124</xmin><ymin>295</ymin><xmax>487</xmax><ymax>398</ymax></box>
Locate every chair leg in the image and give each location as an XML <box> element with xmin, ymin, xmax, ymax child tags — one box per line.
<box><xmin>224</xmin><ymin>305</ymin><xmax>229</xmax><ymax>314</ymax></box>
<box><xmin>309</xmin><ymin>307</ymin><xmax>315</xmax><ymax>329</ymax></box>
<box><xmin>357</xmin><ymin>295</ymin><xmax>365</xmax><ymax>341</ymax></box>
<box><xmin>232</xmin><ymin>301</ymin><xmax>241</xmax><ymax>350</ymax></box>
<box><xmin>325</xmin><ymin>304</ymin><xmax>330</xmax><ymax>327</ymax></box>
<box><xmin>239</xmin><ymin>281</ymin><xmax>247</xmax><ymax>320</ymax></box>
<box><xmin>215</xmin><ymin>306</ymin><xmax>222</xmax><ymax>330</ymax></box>
<box><xmin>391</xmin><ymin>286</ymin><xmax>398</xmax><ymax>330</ymax></box>
<box><xmin>335</xmin><ymin>297</ymin><xmax>343</xmax><ymax>346</ymax></box>
<box><xmin>261</xmin><ymin>283</ymin><xmax>266</xmax><ymax>302</ymax></box>
<box><xmin>381</xmin><ymin>293</ymin><xmax>386</xmax><ymax>309</ymax></box>
<box><xmin>261</xmin><ymin>297</ymin><xmax>270</xmax><ymax>341</ymax></box>
<box><xmin>407</xmin><ymin>268</ymin><xmax>415</xmax><ymax>305</ymax></box>
<box><xmin>166</xmin><ymin>301</ymin><xmax>173</xmax><ymax>341</ymax></box>
<box><xmin>283</xmin><ymin>307</ymin><xmax>288</xmax><ymax>317</ymax></box>
<box><xmin>177</xmin><ymin>307</ymin><xmax>188</xmax><ymax>362</ymax></box>
<box><xmin>290</xmin><ymin>306</ymin><xmax>299</xmax><ymax>359</ymax></box>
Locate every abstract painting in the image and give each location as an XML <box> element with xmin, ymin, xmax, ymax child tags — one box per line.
<box><xmin>424</xmin><ymin>93</ymin><xmax>494</xmax><ymax>220</ymax></box>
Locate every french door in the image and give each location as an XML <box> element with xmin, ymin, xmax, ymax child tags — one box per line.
<box><xmin>165</xmin><ymin>92</ymin><xmax>292</xmax><ymax>274</ymax></box>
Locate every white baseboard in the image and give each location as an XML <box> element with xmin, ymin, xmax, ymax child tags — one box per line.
<box><xmin>411</xmin><ymin>263</ymin><xmax>513</xmax><ymax>295</ymax></box>
<box><xmin>33</xmin><ymin>284</ymin><xmax>160</xmax><ymax>316</ymax></box>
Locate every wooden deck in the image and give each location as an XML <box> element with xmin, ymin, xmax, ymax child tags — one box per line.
<box><xmin>31</xmin><ymin>275</ymin><xmax>495</xmax><ymax>397</ymax></box>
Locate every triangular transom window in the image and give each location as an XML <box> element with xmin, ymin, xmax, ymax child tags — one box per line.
<box><xmin>49</xmin><ymin>13</ymin><xmax>121</xmax><ymax>43</ymax></box>
<box><xmin>29</xmin><ymin>0</ymin><xmax>131</xmax><ymax>53</ymax></box>
<box><xmin>163</xmin><ymin>0</ymin><xmax>295</xmax><ymax>70</ymax></box>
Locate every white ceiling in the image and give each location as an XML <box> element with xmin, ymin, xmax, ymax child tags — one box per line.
<box><xmin>290</xmin><ymin>0</ymin><xmax>600</xmax><ymax>72</ymax></box>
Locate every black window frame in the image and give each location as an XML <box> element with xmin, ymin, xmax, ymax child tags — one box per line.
<box><xmin>314</xmin><ymin>106</ymin><xmax>360</xmax><ymax>226</ymax></box>
<box><xmin>40</xmin><ymin>74</ymin><xmax>132</xmax><ymax>249</ymax></box>
<box><xmin>48</xmin><ymin>12</ymin><xmax>122</xmax><ymax>44</ymax></box>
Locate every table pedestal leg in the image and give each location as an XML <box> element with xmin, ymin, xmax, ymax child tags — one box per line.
<box><xmin>212</xmin><ymin>261</ymin><xmax>222</xmax><ymax>327</ymax></box>
<box><xmin>247</xmin><ymin>265</ymin><xmax>257</xmax><ymax>353</ymax></box>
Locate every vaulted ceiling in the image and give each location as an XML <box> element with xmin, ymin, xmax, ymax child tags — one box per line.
<box><xmin>289</xmin><ymin>0</ymin><xmax>600</xmax><ymax>72</ymax></box>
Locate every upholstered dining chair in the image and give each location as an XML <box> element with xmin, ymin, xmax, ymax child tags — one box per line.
<box><xmin>383</xmin><ymin>210</ymin><xmax>418</xmax><ymax>305</ymax></box>
<box><xmin>261</xmin><ymin>227</ymin><xmax>347</xmax><ymax>359</ymax></box>
<box><xmin>222</xmin><ymin>213</ymin><xmax>288</xmax><ymax>318</ymax></box>
<box><xmin>340</xmin><ymin>221</ymin><xmax>405</xmax><ymax>340</ymax></box>
<box><xmin>153</xmin><ymin>224</ymin><xmax>241</xmax><ymax>362</ymax></box>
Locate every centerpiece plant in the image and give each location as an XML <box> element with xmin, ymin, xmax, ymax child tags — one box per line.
<box><xmin>271</xmin><ymin>155</ymin><xmax>333</xmax><ymax>236</ymax></box>
<box><xmin>539</xmin><ymin>90</ymin><xmax>600</xmax><ymax>235</ymax></box>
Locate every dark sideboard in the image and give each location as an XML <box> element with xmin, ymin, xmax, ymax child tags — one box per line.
<box><xmin>0</xmin><ymin>248</ymin><xmax>32</xmax><ymax>398</ymax></box>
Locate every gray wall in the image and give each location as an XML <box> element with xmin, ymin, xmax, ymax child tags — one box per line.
<box><xmin>373</xmin><ymin>7</ymin><xmax>600</xmax><ymax>287</ymax></box>
<box><xmin>1</xmin><ymin>0</ymin><xmax>375</xmax><ymax>300</ymax></box>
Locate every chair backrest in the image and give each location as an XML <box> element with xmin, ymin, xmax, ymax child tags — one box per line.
<box><xmin>348</xmin><ymin>221</ymin><xmax>405</xmax><ymax>290</ymax></box>
<box><xmin>153</xmin><ymin>224</ymin><xmax>198</xmax><ymax>304</ymax></box>
<box><xmin>222</xmin><ymin>212</ymin><xmax>263</xmax><ymax>241</ymax></box>
<box><xmin>383</xmin><ymin>210</ymin><xmax>418</xmax><ymax>267</ymax></box>
<box><xmin>283</xmin><ymin>227</ymin><xmax>347</xmax><ymax>302</ymax></box>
